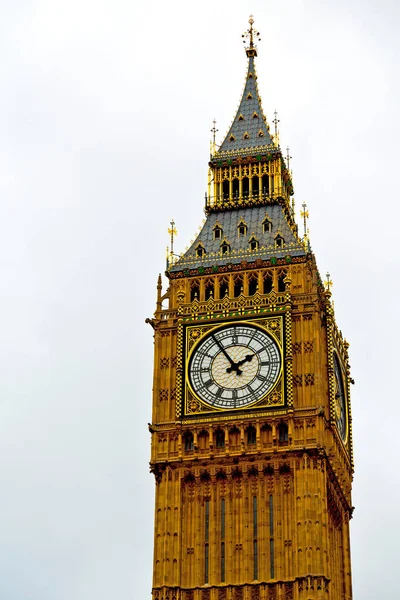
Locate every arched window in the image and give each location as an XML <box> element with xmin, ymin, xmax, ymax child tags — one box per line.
<box><xmin>262</xmin><ymin>174</ymin><xmax>269</xmax><ymax>195</ymax></box>
<box><xmin>184</xmin><ymin>431</ymin><xmax>194</xmax><ymax>451</ymax></box>
<box><xmin>262</xmin><ymin>217</ymin><xmax>272</xmax><ymax>233</ymax></box>
<box><xmin>252</xmin><ymin>176</ymin><xmax>260</xmax><ymax>196</ymax></box>
<box><xmin>222</xmin><ymin>181</ymin><xmax>229</xmax><ymax>200</ymax></box>
<box><xmin>234</xmin><ymin>275</ymin><xmax>243</xmax><ymax>298</ymax></box>
<box><xmin>229</xmin><ymin>426</ymin><xmax>240</xmax><ymax>447</ymax></box>
<box><xmin>198</xmin><ymin>430</ymin><xmax>209</xmax><ymax>451</ymax></box>
<box><xmin>214</xmin><ymin>224</ymin><xmax>223</xmax><ymax>240</ymax></box>
<box><xmin>246</xmin><ymin>425</ymin><xmax>256</xmax><ymax>445</ymax></box>
<box><xmin>196</xmin><ymin>243</ymin><xmax>205</xmax><ymax>258</ymax></box>
<box><xmin>275</xmin><ymin>234</ymin><xmax>284</xmax><ymax>248</ymax></box>
<box><xmin>190</xmin><ymin>280</ymin><xmax>200</xmax><ymax>302</ymax></box>
<box><xmin>219</xmin><ymin>277</ymin><xmax>229</xmax><ymax>299</ymax></box>
<box><xmin>248</xmin><ymin>272</ymin><xmax>258</xmax><ymax>296</ymax></box>
<box><xmin>249</xmin><ymin>237</ymin><xmax>259</xmax><ymax>251</ymax></box>
<box><xmin>220</xmin><ymin>241</ymin><xmax>230</xmax><ymax>255</ymax></box>
<box><xmin>278</xmin><ymin>422</ymin><xmax>289</xmax><ymax>443</ymax></box>
<box><xmin>204</xmin><ymin>279</ymin><xmax>214</xmax><ymax>300</ymax></box>
<box><xmin>215</xmin><ymin>429</ymin><xmax>225</xmax><ymax>448</ymax></box>
<box><xmin>261</xmin><ymin>423</ymin><xmax>272</xmax><ymax>446</ymax></box>
<box><xmin>238</xmin><ymin>221</ymin><xmax>247</xmax><ymax>237</ymax></box>
<box><xmin>232</xmin><ymin>179</ymin><xmax>239</xmax><ymax>199</ymax></box>
<box><xmin>242</xmin><ymin>177</ymin><xmax>249</xmax><ymax>197</ymax></box>
<box><xmin>263</xmin><ymin>273</ymin><xmax>273</xmax><ymax>294</ymax></box>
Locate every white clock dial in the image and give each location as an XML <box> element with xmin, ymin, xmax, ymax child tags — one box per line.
<box><xmin>333</xmin><ymin>353</ymin><xmax>347</xmax><ymax>442</ymax></box>
<box><xmin>188</xmin><ymin>323</ymin><xmax>281</xmax><ymax>409</ymax></box>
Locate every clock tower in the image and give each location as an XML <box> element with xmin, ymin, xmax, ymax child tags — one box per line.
<box><xmin>148</xmin><ymin>17</ymin><xmax>354</xmax><ymax>600</ymax></box>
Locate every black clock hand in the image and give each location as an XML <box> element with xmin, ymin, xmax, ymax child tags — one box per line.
<box><xmin>226</xmin><ymin>353</ymin><xmax>253</xmax><ymax>374</ymax></box>
<box><xmin>212</xmin><ymin>335</ymin><xmax>237</xmax><ymax>368</ymax></box>
<box><xmin>236</xmin><ymin>354</ymin><xmax>254</xmax><ymax>368</ymax></box>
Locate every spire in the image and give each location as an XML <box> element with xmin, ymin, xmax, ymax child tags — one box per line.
<box><xmin>217</xmin><ymin>16</ymin><xmax>274</xmax><ymax>155</ymax></box>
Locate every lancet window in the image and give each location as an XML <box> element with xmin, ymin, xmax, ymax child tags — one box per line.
<box><xmin>248</xmin><ymin>272</ymin><xmax>258</xmax><ymax>296</ymax></box>
<box><xmin>263</xmin><ymin>272</ymin><xmax>273</xmax><ymax>294</ymax></box>
<box><xmin>204</xmin><ymin>278</ymin><xmax>214</xmax><ymax>300</ymax></box>
<box><xmin>233</xmin><ymin>275</ymin><xmax>243</xmax><ymax>298</ymax></box>
<box><xmin>219</xmin><ymin>276</ymin><xmax>229</xmax><ymax>299</ymax></box>
<box><xmin>190</xmin><ymin>280</ymin><xmax>200</xmax><ymax>302</ymax></box>
<box><xmin>278</xmin><ymin>271</ymin><xmax>286</xmax><ymax>292</ymax></box>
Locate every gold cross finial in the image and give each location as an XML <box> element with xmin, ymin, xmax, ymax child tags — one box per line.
<box><xmin>300</xmin><ymin>202</ymin><xmax>309</xmax><ymax>238</ymax></box>
<box><xmin>168</xmin><ymin>219</ymin><xmax>177</xmax><ymax>259</ymax></box>
<box><xmin>324</xmin><ymin>272</ymin><xmax>333</xmax><ymax>292</ymax></box>
<box><xmin>242</xmin><ymin>15</ymin><xmax>261</xmax><ymax>57</ymax></box>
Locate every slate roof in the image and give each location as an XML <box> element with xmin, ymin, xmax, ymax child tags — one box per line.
<box><xmin>217</xmin><ymin>55</ymin><xmax>275</xmax><ymax>155</ymax></box>
<box><xmin>169</xmin><ymin>205</ymin><xmax>305</xmax><ymax>272</ymax></box>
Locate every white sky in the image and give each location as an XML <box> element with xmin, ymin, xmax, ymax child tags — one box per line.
<box><xmin>0</xmin><ymin>1</ymin><xmax>399</xmax><ymax>598</ymax></box>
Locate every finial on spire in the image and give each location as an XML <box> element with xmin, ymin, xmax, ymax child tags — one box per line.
<box><xmin>272</xmin><ymin>110</ymin><xmax>280</xmax><ymax>145</ymax></box>
<box><xmin>324</xmin><ymin>272</ymin><xmax>333</xmax><ymax>292</ymax></box>
<box><xmin>286</xmin><ymin>146</ymin><xmax>292</xmax><ymax>170</ymax></box>
<box><xmin>242</xmin><ymin>15</ymin><xmax>261</xmax><ymax>57</ymax></box>
<box><xmin>300</xmin><ymin>202</ymin><xmax>309</xmax><ymax>238</ymax></box>
<box><xmin>210</xmin><ymin>119</ymin><xmax>218</xmax><ymax>155</ymax></box>
<box><xmin>167</xmin><ymin>219</ymin><xmax>178</xmax><ymax>266</ymax></box>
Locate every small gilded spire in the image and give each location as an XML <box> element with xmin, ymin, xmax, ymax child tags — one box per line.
<box><xmin>242</xmin><ymin>15</ymin><xmax>261</xmax><ymax>57</ymax></box>
<box><xmin>300</xmin><ymin>202</ymin><xmax>309</xmax><ymax>238</ymax></box>
<box><xmin>324</xmin><ymin>272</ymin><xmax>333</xmax><ymax>292</ymax></box>
<box><xmin>168</xmin><ymin>219</ymin><xmax>177</xmax><ymax>257</ymax></box>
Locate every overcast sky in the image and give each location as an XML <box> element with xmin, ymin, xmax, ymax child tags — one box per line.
<box><xmin>0</xmin><ymin>1</ymin><xmax>399</xmax><ymax>598</ymax></box>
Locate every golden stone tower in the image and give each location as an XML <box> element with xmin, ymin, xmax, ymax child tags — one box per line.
<box><xmin>148</xmin><ymin>17</ymin><xmax>353</xmax><ymax>600</ymax></box>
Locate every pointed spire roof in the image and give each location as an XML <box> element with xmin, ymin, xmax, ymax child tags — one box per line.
<box><xmin>216</xmin><ymin>17</ymin><xmax>276</xmax><ymax>156</ymax></box>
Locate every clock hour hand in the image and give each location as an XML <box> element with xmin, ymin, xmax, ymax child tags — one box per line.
<box><xmin>226</xmin><ymin>353</ymin><xmax>253</xmax><ymax>374</ymax></box>
<box><xmin>236</xmin><ymin>354</ymin><xmax>254</xmax><ymax>368</ymax></box>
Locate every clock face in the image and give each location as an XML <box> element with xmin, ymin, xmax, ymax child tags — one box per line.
<box><xmin>333</xmin><ymin>353</ymin><xmax>347</xmax><ymax>441</ymax></box>
<box><xmin>188</xmin><ymin>323</ymin><xmax>281</xmax><ymax>409</ymax></box>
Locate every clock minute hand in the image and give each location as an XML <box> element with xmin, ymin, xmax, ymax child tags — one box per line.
<box><xmin>212</xmin><ymin>335</ymin><xmax>237</xmax><ymax>368</ymax></box>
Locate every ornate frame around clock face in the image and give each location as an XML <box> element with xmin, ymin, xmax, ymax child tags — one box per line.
<box><xmin>333</xmin><ymin>352</ymin><xmax>348</xmax><ymax>443</ymax></box>
<box><xmin>180</xmin><ymin>316</ymin><xmax>286</xmax><ymax>417</ymax></box>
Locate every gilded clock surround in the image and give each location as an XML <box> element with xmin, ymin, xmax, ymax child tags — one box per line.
<box><xmin>147</xmin><ymin>17</ymin><xmax>354</xmax><ymax>600</ymax></box>
<box><xmin>182</xmin><ymin>317</ymin><xmax>285</xmax><ymax>416</ymax></box>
